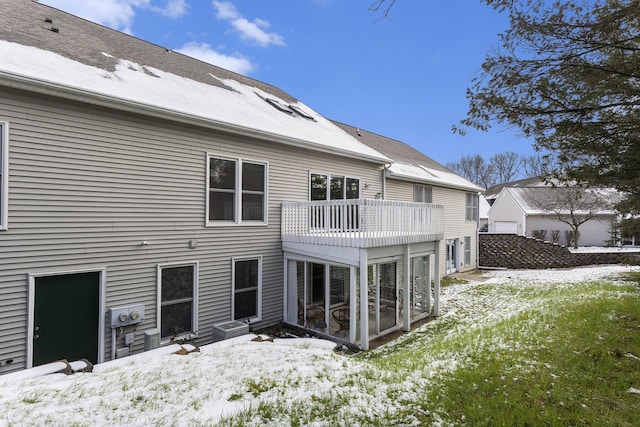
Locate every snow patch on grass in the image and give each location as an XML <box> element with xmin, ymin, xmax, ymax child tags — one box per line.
<box><xmin>1</xmin><ymin>265</ymin><xmax>638</xmax><ymax>425</ymax></box>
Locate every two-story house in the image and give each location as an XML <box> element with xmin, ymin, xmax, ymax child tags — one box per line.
<box><xmin>0</xmin><ymin>0</ymin><xmax>478</xmax><ymax>374</ymax></box>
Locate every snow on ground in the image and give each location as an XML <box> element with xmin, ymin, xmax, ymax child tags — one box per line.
<box><xmin>568</xmin><ymin>246</ymin><xmax>640</xmax><ymax>253</ymax></box>
<box><xmin>0</xmin><ymin>265</ymin><xmax>638</xmax><ymax>426</ymax></box>
<box><xmin>0</xmin><ymin>336</ymin><xmax>356</xmax><ymax>426</ymax></box>
<box><xmin>482</xmin><ymin>263</ymin><xmax>640</xmax><ymax>284</ymax></box>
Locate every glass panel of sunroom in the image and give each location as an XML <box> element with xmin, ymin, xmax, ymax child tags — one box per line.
<box><xmin>411</xmin><ymin>256</ymin><xmax>431</xmax><ymax>319</ymax></box>
<box><xmin>306</xmin><ymin>263</ymin><xmax>326</xmax><ymax>331</ymax></box>
<box><xmin>329</xmin><ymin>266</ymin><xmax>350</xmax><ymax>339</ymax></box>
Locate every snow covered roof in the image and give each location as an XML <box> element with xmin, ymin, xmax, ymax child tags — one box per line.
<box><xmin>332</xmin><ymin>121</ymin><xmax>484</xmax><ymax>193</ymax></box>
<box><xmin>484</xmin><ymin>176</ymin><xmax>549</xmax><ymax>200</ymax></box>
<box><xmin>0</xmin><ymin>0</ymin><xmax>390</xmax><ymax>164</ymax></box>
<box><xmin>503</xmin><ymin>186</ymin><xmax>622</xmax><ymax>215</ymax></box>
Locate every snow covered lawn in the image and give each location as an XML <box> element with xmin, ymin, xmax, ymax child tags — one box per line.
<box><xmin>1</xmin><ymin>265</ymin><xmax>639</xmax><ymax>426</ymax></box>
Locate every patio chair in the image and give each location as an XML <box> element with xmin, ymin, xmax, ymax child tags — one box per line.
<box><xmin>331</xmin><ymin>307</ymin><xmax>350</xmax><ymax>333</ymax></box>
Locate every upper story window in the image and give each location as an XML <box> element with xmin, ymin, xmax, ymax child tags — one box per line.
<box><xmin>465</xmin><ymin>192</ymin><xmax>479</xmax><ymax>221</ymax></box>
<box><xmin>207</xmin><ymin>155</ymin><xmax>268</xmax><ymax>226</ymax></box>
<box><xmin>158</xmin><ymin>262</ymin><xmax>198</xmax><ymax>342</ymax></box>
<box><xmin>413</xmin><ymin>184</ymin><xmax>432</xmax><ymax>203</ymax></box>
<box><xmin>0</xmin><ymin>123</ymin><xmax>7</xmax><ymax>231</ymax></box>
<box><xmin>310</xmin><ymin>173</ymin><xmax>360</xmax><ymax>201</ymax></box>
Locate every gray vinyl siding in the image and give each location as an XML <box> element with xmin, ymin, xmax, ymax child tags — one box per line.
<box><xmin>0</xmin><ymin>88</ymin><xmax>384</xmax><ymax>373</ymax></box>
<box><xmin>386</xmin><ymin>178</ymin><xmax>479</xmax><ymax>274</ymax></box>
<box><xmin>385</xmin><ymin>178</ymin><xmax>413</xmax><ymax>202</ymax></box>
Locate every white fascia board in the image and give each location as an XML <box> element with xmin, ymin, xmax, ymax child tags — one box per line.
<box><xmin>0</xmin><ymin>71</ymin><xmax>392</xmax><ymax>165</ymax></box>
<box><xmin>386</xmin><ymin>170</ymin><xmax>484</xmax><ymax>193</ymax></box>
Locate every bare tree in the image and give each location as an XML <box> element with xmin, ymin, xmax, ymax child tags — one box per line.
<box><xmin>489</xmin><ymin>151</ymin><xmax>522</xmax><ymax>184</ymax></box>
<box><xmin>525</xmin><ymin>186</ymin><xmax>610</xmax><ymax>248</ymax></box>
<box><xmin>522</xmin><ymin>153</ymin><xmax>559</xmax><ymax>178</ymax></box>
<box><xmin>369</xmin><ymin>0</ymin><xmax>397</xmax><ymax>18</ymax></box>
<box><xmin>446</xmin><ymin>154</ymin><xmax>494</xmax><ymax>189</ymax></box>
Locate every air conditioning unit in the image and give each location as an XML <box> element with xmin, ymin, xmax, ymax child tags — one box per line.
<box><xmin>116</xmin><ymin>348</ymin><xmax>130</xmax><ymax>359</ymax></box>
<box><xmin>144</xmin><ymin>328</ymin><xmax>160</xmax><ymax>351</ymax></box>
<box><xmin>212</xmin><ymin>320</ymin><xmax>249</xmax><ymax>342</ymax></box>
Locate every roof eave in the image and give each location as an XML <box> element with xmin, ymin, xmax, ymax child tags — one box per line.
<box><xmin>0</xmin><ymin>71</ymin><xmax>392</xmax><ymax>165</ymax></box>
<box><xmin>387</xmin><ymin>170</ymin><xmax>484</xmax><ymax>193</ymax></box>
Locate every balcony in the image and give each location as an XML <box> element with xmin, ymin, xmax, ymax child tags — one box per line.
<box><xmin>281</xmin><ymin>199</ymin><xmax>444</xmax><ymax>248</ymax></box>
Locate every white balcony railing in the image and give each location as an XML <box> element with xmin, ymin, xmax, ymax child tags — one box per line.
<box><xmin>281</xmin><ymin>199</ymin><xmax>444</xmax><ymax>248</ymax></box>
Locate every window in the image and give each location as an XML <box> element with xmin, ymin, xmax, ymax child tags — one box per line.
<box><xmin>464</xmin><ymin>236</ymin><xmax>471</xmax><ymax>265</ymax></box>
<box><xmin>465</xmin><ymin>192</ymin><xmax>479</xmax><ymax>221</ymax></box>
<box><xmin>310</xmin><ymin>173</ymin><xmax>359</xmax><ymax>201</ymax></box>
<box><xmin>310</xmin><ymin>173</ymin><xmax>360</xmax><ymax>230</ymax></box>
<box><xmin>232</xmin><ymin>257</ymin><xmax>262</xmax><ymax>321</ymax></box>
<box><xmin>0</xmin><ymin>122</ymin><xmax>7</xmax><ymax>230</ymax></box>
<box><xmin>158</xmin><ymin>263</ymin><xmax>198</xmax><ymax>340</ymax></box>
<box><xmin>330</xmin><ymin>266</ymin><xmax>349</xmax><ymax>306</ymax></box>
<box><xmin>413</xmin><ymin>184</ymin><xmax>432</xmax><ymax>203</ymax></box>
<box><xmin>207</xmin><ymin>155</ymin><xmax>267</xmax><ymax>225</ymax></box>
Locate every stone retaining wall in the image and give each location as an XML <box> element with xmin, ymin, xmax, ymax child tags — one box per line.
<box><xmin>479</xmin><ymin>233</ymin><xmax>639</xmax><ymax>269</ymax></box>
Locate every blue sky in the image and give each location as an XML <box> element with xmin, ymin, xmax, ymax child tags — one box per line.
<box><xmin>39</xmin><ymin>0</ymin><xmax>536</xmax><ymax>166</ymax></box>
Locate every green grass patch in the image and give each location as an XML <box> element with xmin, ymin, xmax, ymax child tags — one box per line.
<box><xmin>440</xmin><ymin>275</ymin><xmax>469</xmax><ymax>286</ymax></box>
<box><xmin>412</xmin><ymin>283</ymin><xmax>640</xmax><ymax>426</ymax></box>
<box><xmin>222</xmin><ymin>277</ymin><xmax>640</xmax><ymax>426</ymax></box>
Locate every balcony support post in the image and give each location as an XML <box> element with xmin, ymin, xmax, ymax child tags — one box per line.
<box><xmin>349</xmin><ymin>265</ymin><xmax>357</xmax><ymax>343</ymax></box>
<box><xmin>402</xmin><ymin>244</ymin><xmax>411</xmax><ymax>332</ymax></box>
<box><xmin>434</xmin><ymin>239</ymin><xmax>441</xmax><ymax>316</ymax></box>
<box><xmin>359</xmin><ymin>248</ymin><xmax>369</xmax><ymax>350</ymax></box>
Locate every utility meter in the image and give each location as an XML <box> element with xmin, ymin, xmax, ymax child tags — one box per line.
<box><xmin>109</xmin><ymin>305</ymin><xmax>145</xmax><ymax>327</ymax></box>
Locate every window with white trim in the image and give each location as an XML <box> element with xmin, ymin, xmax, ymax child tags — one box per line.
<box><xmin>465</xmin><ymin>192</ymin><xmax>479</xmax><ymax>221</ymax></box>
<box><xmin>310</xmin><ymin>173</ymin><xmax>359</xmax><ymax>201</ymax></box>
<box><xmin>0</xmin><ymin>122</ymin><xmax>7</xmax><ymax>231</ymax></box>
<box><xmin>207</xmin><ymin>155</ymin><xmax>267</xmax><ymax>225</ymax></box>
<box><xmin>413</xmin><ymin>184</ymin><xmax>432</xmax><ymax>203</ymax></box>
<box><xmin>158</xmin><ymin>263</ymin><xmax>198</xmax><ymax>340</ymax></box>
<box><xmin>232</xmin><ymin>257</ymin><xmax>262</xmax><ymax>321</ymax></box>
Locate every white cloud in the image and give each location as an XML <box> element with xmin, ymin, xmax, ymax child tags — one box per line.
<box><xmin>40</xmin><ymin>0</ymin><xmax>187</xmax><ymax>34</ymax></box>
<box><xmin>151</xmin><ymin>0</ymin><xmax>189</xmax><ymax>18</ymax></box>
<box><xmin>212</xmin><ymin>0</ymin><xmax>238</xmax><ymax>20</ymax></box>
<box><xmin>175</xmin><ymin>41</ymin><xmax>254</xmax><ymax>75</ymax></box>
<box><xmin>212</xmin><ymin>1</ymin><xmax>285</xmax><ymax>47</ymax></box>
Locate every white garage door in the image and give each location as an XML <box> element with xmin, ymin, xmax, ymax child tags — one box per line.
<box><xmin>494</xmin><ymin>221</ymin><xmax>518</xmax><ymax>234</ymax></box>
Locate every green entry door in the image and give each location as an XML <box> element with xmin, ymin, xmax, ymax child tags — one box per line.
<box><xmin>33</xmin><ymin>272</ymin><xmax>100</xmax><ymax>367</ymax></box>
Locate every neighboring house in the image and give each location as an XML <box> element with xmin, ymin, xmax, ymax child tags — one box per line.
<box><xmin>487</xmin><ymin>178</ymin><xmax>620</xmax><ymax>246</ymax></box>
<box><xmin>479</xmin><ymin>195</ymin><xmax>491</xmax><ymax>232</ymax></box>
<box><xmin>484</xmin><ymin>176</ymin><xmax>543</xmax><ymax>206</ymax></box>
<box><xmin>0</xmin><ymin>1</ymin><xmax>476</xmax><ymax>374</ymax></box>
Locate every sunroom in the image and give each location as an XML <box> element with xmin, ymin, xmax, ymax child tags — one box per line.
<box><xmin>281</xmin><ymin>199</ymin><xmax>444</xmax><ymax>350</ymax></box>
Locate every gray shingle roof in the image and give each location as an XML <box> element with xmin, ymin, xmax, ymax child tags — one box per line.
<box><xmin>0</xmin><ymin>0</ymin><xmax>295</xmax><ymax>102</ymax></box>
<box><xmin>1</xmin><ymin>0</ymin><xmax>395</xmax><ymax>164</ymax></box>
<box><xmin>331</xmin><ymin>120</ymin><xmax>452</xmax><ymax>173</ymax></box>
